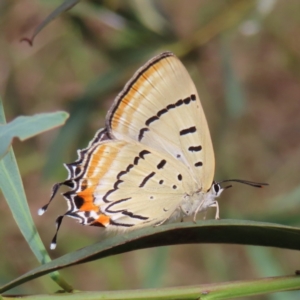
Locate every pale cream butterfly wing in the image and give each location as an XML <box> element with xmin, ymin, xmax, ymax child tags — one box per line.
<box><xmin>69</xmin><ymin>140</ymin><xmax>195</xmax><ymax>229</ymax></box>
<box><xmin>39</xmin><ymin>52</ymin><xmax>221</xmax><ymax>249</ymax></box>
<box><xmin>107</xmin><ymin>52</ymin><xmax>215</xmax><ymax>192</ymax></box>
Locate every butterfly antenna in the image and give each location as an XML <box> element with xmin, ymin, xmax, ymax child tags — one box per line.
<box><xmin>50</xmin><ymin>215</ymin><xmax>65</xmax><ymax>250</ymax></box>
<box><xmin>218</xmin><ymin>179</ymin><xmax>268</xmax><ymax>188</ymax></box>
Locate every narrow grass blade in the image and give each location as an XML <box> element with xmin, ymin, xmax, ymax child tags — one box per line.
<box><xmin>21</xmin><ymin>0</ymin><xmax>80</xmax><ymax>46</ymax></box>
<box><xmin>2</xmin><ymin>274</ymin><xmax>300</xmax><ymax>299</ymax></box>
<box><xmin>0</xmin><ymin>100</ymin><xmax>72</xmax><ymax>292</ymax></box>
<box><xmin>1</xmin><ymin>219</ymin><xmax>300</xmax><ymax>292</ymax></box>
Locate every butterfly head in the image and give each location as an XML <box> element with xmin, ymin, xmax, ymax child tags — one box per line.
<box><xmin>210</xmin><ymin>182</ymin><xmax>225</xmax><ymax>198</ymax></box>
<box><xmin>200</xmin><ymin>179</ymin><xmax>268</xmax><ymax>220</ymax></box>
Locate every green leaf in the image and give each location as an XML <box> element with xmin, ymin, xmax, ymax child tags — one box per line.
<box><xmin>0</xmin><ymin>100</ymin><xmax>72</xmax><ymax>292</ymax></box>
<box><xmin>1</xmin><ymin>275</ymin><xmax>300</xmax><ymax>299</ymax></box>
<box><xmin>1</xmin><ymin>219</ymin><xmax>300</xmax><ymax>293</ymax></box>
<box><xmin>0</xmin><ymin>111</ymin><xmax>69</xmax><ymax>159</ymax></box>
<box><xmin>21</xmin><ymin>0</ymin><xmax>81</xmax><ymax>46</ymax></box>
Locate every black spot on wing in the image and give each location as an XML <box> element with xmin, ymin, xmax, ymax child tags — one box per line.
<box><xmin>145</xmin><ymin>115</ymin><xmax>159</xmax><ymax>126</ymax></box>
<box><xmin>157</xmin><ymin>159</ymin><xmax>167</xmax><ymax>169</ymax></box>
<box><xmin>126</xmin><ymin>164</ymin><xmax>134</xmax><ymax>172</ymax></box>
<box><xmin>183</xmin><ymin>97</ymin><xmax>191</xmax><ymax>104</ymax></box>
<box><xmin>139</xmin><ymin>150</ymin><xmax>151</xmax><ymax>159</ymax></box>
<box><xmin>74</xmin><ymin>195</ymin><xmax>84</xmax><ymax>209</ymax></box>
<box><xmin>138</xmin><ymin>127</ymin><xmax>149</xmax><ymax>141</ymax></box>
<box><xmin>134</xmin><ymin>156</ymin><xmax>140</xmax><ymax>165</ymax></box>
<box><xmin>157</xmin><ymin>108</ymin><xmax>168</xmax><ymax>117</ymax></box>
<box><xmin>188</xmin><ymin>145</ymin><xmax>202</xmax><ymax>152</ymax></box>
<box><xmin>139</xmin><ymin>172</ymin><xmax>156</xmax><ymax>187</ymax></box>
<box><xmin>178</xmin><ymin>174</ymin><xmax>182</xmax><ymax>181</ymax></box>
<box><xmin>195</xmin><ymin>161</ymin><xmax>203</xmax><ymax>167</ymax></box>
<box><xmin>113</xmin><ymin>179</ymin><xmax>123</xmax><ymax>189</ymax></box>
<box><xmin>180</xmin><ymin>126</ymin><xmax>197</xmax><ymax>136</ymax></box>
<box><xmin>137</xmin><ymin>94</ymin><xmax>197</xmax><ymax>141</ymax></box>
<box><xmin>117</xmin><ymin>170</ymin><xmax>127</xmax><ymax>179</ymax></box>
<box><xmin>166</xmin><ymin>103</ymin><xmax>176</xmax><ymax>110</ymax></box>
<box><xmin>159</xmin><ymin>180</ymin><xmax>164</xmax><ymax>184</ymax></box>
<box><xmin>175</xmin><ymin>99</ymin><xmax>183</xmax><ymax>106</ymax></box>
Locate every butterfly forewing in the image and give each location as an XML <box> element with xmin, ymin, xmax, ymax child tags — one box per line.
<box><xmin>107</xmin><ymin>52</ymin><xmax>215</xmax><ymax>192</ymax></box>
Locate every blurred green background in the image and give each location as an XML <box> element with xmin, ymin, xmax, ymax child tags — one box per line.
<box><xmin>1</xmin><ymin>0</ymin><xmax>300</xmax><ymax>299</ymax></box>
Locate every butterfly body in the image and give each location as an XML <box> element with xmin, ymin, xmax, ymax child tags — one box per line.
<box><xmin>39</xmin><ymin>52</ymin><xmax>267</xmax><ymax>249</ymax></box>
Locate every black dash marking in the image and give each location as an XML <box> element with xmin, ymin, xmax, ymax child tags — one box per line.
<box><xmin>188</xmin><ymin>145</ymin><xmax>202</xmax><ymax>152</ymax></box>
<box><xmin>74</xmin><ymin>195</ymin><xmax>84</xmax><ymax>209</ymax></box>
<box><xmin>191</xmin><ymin>94</ymin><xmax>196</xmax><ymax>101</ymax></box>
<box><xmin>110</xmin><ymin>219</ymin><xmax>134</xmax><ymax>227</ymax></box>
<box><xmin>126</xmin><ymin>164</ymin><xmax>134</xmax><ymax>172</ymax></box>
<box><xmin>172</xmin><ymin>185</ymin><xmax>177</xmax><ymax>189</ymax></box>
<box><xmin>178</xmin><ymin>174</ymin><xmax>182</xmax><ymax>181</ymax></box>
<box><xmin>138</xmin><ymin>127</ymin><xmax>149</xmax><ymax>141</ymax></box>
<box><xmin>157</xmin><ymin>159</ymin><xmax>167</xmax><ymax>169</ymax></box>
<box><xmin>157</xmin><ymin>108</ymin><xmax>168</xmax><ymax>117</ymax></box>
<box><xmin>139</xmin><ymin>149</ymin><xmax>151</xmax><ymax>159</ymax></box>
<box><xmin>195</xmin><ymin>161</ymin><xmax>203</xmax><ymax>167</ymax></box>
<box><xmin>176</xmin><ymin>99</ymin><xmax>183</xmax><ymax>106</ymax></box>
<box><xmin>159</xmin><ymin>180</ymin><xmax>164</xmax><ymax>184</ymax></box>
<box><xmin>180</xmin><ymin>126</ymin><xmax>197</xmax><ymax>136</ymax></box>
<box><xmin>146</xmin><ymin>116</ymin><xmax>159</xmax><ymax>126</ymax></box>
<box><xmin>139</xmin><ymin>172</ymin><xmax>155</xmax><ymax>187</ymax></box>
<box><xmin>113</xmin><ymin>179</ymin><xmax>123</xmax><ymax>189</ymax></box>
<box><xmin>183</xmin><ymin>97</ymin><xmax>191</xmax><ymax>104</ymax></box>
<box><xmin>167</xmin><ymin>103</ymin><xmax>176</xmax><ymax>110</ymax></box>
<box><xmin>177</xmin><ymin>154</ymin><xmax>181</xmax><ymax>158</ymax></box>
<box><xmin>117</xmin><ymin>170</ymin><xmax>127</xmax><ymax>179</ymax></box>
<box><xmin>103</xmin><ymin>188</ymin><xmax>118</xmax><ymax>202</ymax></box>
<box><xmin>105</xmin><ymin>197</ymin><xmax>132</xmax><ymax>213</ymax></box>
<box><xmin>134</xmin><ymin>156</ymin><xmax>140</xmax><ymax>165</ymax></box>
<box><xmin>122</xmin><ymin>211</ymin><xmax>148</xmax><ymax>220</ymax></box>
<box><xmin>150</xmin><ymin>196</ymin><xmax>154</xmax><ymax>200</ymax></box>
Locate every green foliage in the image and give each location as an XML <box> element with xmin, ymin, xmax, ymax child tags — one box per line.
<box><xmin>0</xmin><ymin>99</ymin><xmax>72</xmax><ymax>292</ymax></box>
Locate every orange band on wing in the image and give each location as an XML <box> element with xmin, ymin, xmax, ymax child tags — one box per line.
<box><xmin>111</xmin><ymin>61</ymin><xmax>162</xmax><ymax>131</ymax></box>
<box><xmin>76</xmin><ymin>143</ymin><xmax>120</xmax><ymax>211</ymax></box>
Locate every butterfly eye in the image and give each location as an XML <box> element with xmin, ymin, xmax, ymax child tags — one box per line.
<box><xmin>213</xmin><ymin>183</ymin><xmax>220</xmax><ymax>195</ymax></box>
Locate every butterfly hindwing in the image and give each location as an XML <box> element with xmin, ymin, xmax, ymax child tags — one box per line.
<box><xmin>107</xmin><ymin>52</ymin><xmax>215</xmax><ymax>192</ymax></box>
<box><xmin>64</xmin><ymin>140</ymin><xmax>196</xmax><ymax>229</ymax></box>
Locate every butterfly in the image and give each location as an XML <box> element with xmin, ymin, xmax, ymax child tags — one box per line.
<box><xmin>39</xmin><ymin>52</ymin><xmax>267</xmax><ymax>249</ymax></box>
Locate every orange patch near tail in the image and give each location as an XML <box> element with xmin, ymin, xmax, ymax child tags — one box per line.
<box><xmin>93</xmin><ymin>214</ymin><xmax>110</xmax><ymax>227</ymax></box>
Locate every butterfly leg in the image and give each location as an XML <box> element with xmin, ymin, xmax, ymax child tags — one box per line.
<box><xmin>209</xmin><ymin>201</ymin><xmax>220</xmax><ymax>220</ymax></box>
<box><xmin>192</xmin><ymin>199</ymin><xmax>206</xmax><ymax>223</ymax></box>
